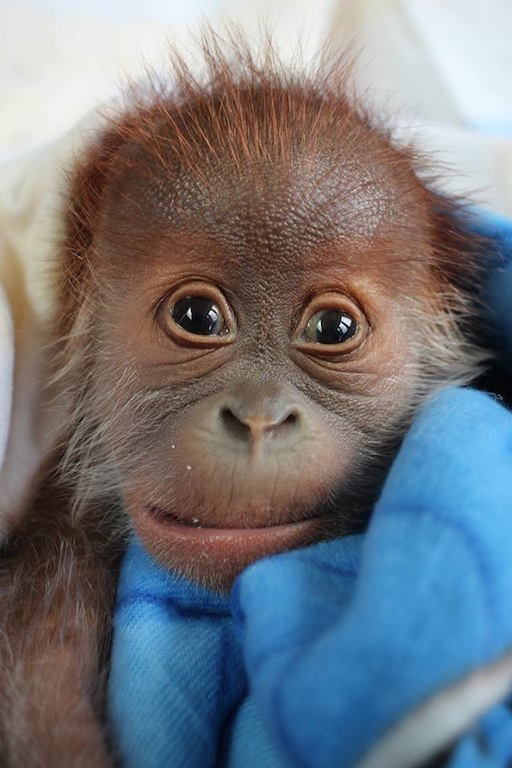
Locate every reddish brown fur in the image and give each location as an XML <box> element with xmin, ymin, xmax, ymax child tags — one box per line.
<box><xmin>0</xmin><ymin>34</ymin><xmax>492</xmax><ymax>764</ymax></box>
<box><xmin>0</xmin><ymin>468</ymin><xmax>119</xmax><ymax>766</ymax></box>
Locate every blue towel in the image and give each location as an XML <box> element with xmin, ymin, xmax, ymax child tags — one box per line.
<box><xmin>108</xmin><ymin>213</ymin><xmax>512</xmax><ymax>768</ymax></box>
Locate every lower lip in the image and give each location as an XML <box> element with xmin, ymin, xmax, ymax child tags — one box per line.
<box><xmin>145</xmin><ymin>508</ymin><xmax>325</xmax><ymax>558</ymax></box>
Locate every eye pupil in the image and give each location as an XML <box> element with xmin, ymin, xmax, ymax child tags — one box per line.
<box><xmin>306</xmin><ymin>309</ymin><xmax>357</xmax><ymax>344</ymax></box>
<box><xmin>172</xmin><ymin>297</ymin><xmax>223</xmax><ymax>336</ymax></box>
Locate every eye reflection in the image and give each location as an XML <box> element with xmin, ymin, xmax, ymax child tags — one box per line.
<box><xmin>171</xmin><ymin>296</ymin><xmax>225</xmax><ymax>336</ymax></box>
<box><xmin>304</xmin><ymin>309</ymin><xmax>357</xmax><ymax>345</ymax></box>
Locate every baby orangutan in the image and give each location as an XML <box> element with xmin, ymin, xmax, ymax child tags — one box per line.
<box><xmin>0</xmin><ymin>39</ymin><xmax>489</xmax><ymax>766</ymax></box>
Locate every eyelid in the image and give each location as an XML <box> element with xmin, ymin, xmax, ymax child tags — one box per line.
<box><xmin>158</xmin><ymin>280</ymin><xmax>237</xmax><ymax>348</ymax></box>
<box><xmin>293</xmin><ymin>292</ymin><xmax>369</xmax><ymax>356</ymax></box>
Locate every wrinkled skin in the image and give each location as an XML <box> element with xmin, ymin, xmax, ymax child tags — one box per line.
<box><xmin>94</xmin><ymin>141</ymin><xmax>437</xmax><ymax>587</ymax></box>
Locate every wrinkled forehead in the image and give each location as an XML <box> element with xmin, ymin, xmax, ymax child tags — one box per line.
<box><xmin>100</xmin><ymin>137</ymin><xmax>431</xmax><ymax>288</ymax></box>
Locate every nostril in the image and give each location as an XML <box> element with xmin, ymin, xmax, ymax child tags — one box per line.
<box><xmin>272</xmin><ymin>408</ymin><xmax>300</xmax><ymax>437</ymax></box>
<box><xmin>219</xmin><ymin>407</ymin><xmax>252</xmax><ymax>441</ymax></box>
<box><xmin>282</xmin><ymin>410</ymin><xmax>299</xmax><ymax>428</ymax></box>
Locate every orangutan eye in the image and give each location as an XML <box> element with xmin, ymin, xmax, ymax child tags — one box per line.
<box><xmin>171</xmin><ymin>296</ymin><xmax>225</xmax><ymax>336</ymax></box>
<box><xmin>159</xmin><ymin>282</ymin><xmax>235</xmax><ymax>347</ymax></box>
<box><xmin>303</xmin><ymin>309</ymin><xmax>358</xmax><ymax>344</ymax></box>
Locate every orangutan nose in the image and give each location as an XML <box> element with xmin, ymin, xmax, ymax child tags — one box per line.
<box><xmin>218</xmin><ymin>383</ymin><xmax>302</xmax><ymax>448</ymax></box>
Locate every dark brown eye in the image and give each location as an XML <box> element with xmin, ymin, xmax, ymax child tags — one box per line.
<box><xmin>294</xmin><ymin>292</ymin><xmax>368</xmax><ymax>357</ymax></box>
<box><xmin>303</xmin><ymin>309</ymin><xmax>357</xmax><ymax>345</ymax></box>
<box><xmin>159</xmin><ymin>281</ymin><xmax>235</xmax><ymax>347</ymax></box>
<box><xmin>172</xmin><ymin>297</ymin><xmax>225</xmax><ymax>336</ymax></box>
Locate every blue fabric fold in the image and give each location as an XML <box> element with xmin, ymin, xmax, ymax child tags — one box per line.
<box><xmin>233</xmin><ymin>388</ymin><xmax>512</xmax><ymax>768</ymax></box>
<box><xmin>108</xmin><ymin>213</ymin><xmax>512</xmax><ymax>768</ymax></box>
<box><xmin>108</xmin><ymin>546</ymin><xmax>245</xmax><ymax>768</ymax></box>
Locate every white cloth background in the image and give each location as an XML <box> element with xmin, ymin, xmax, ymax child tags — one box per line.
<box><xmin>1</xmin><ymin>0</ymin><xmax>511</xmax><ymax>212</ymax></box>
